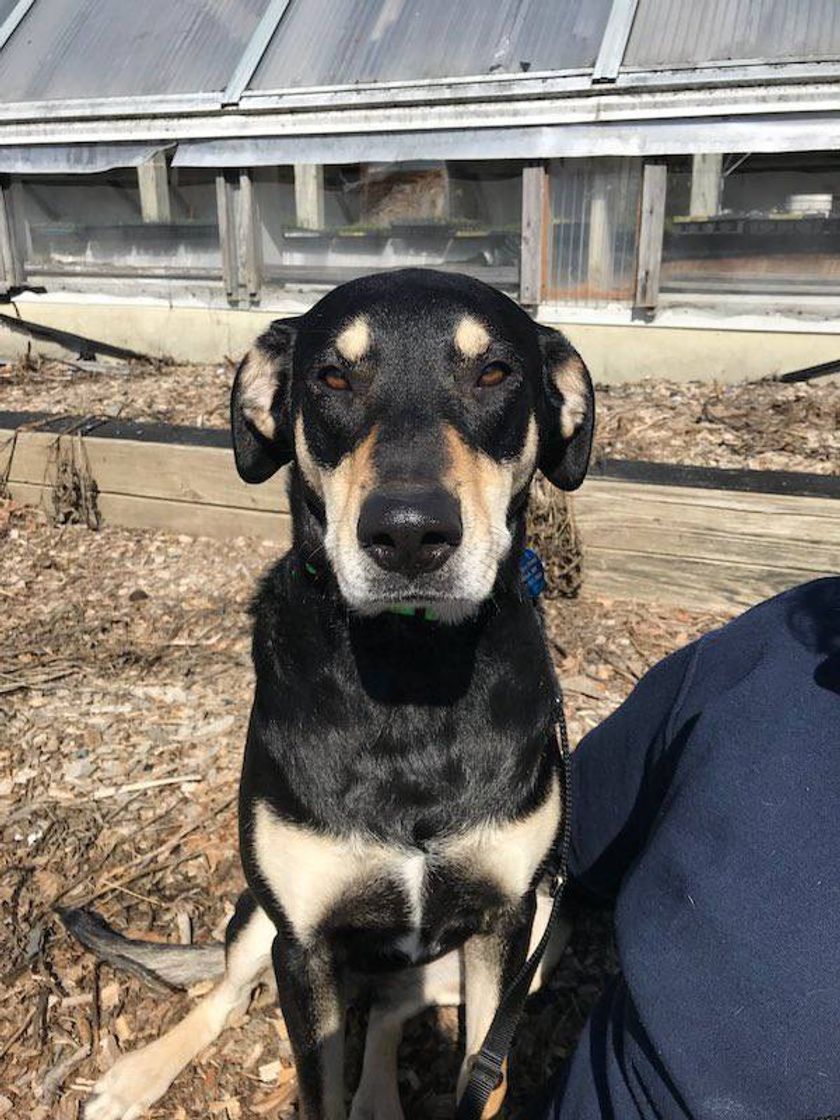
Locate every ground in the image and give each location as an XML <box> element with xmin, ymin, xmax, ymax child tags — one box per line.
<box><xmin>2</xmin><ymin>355</ymin><xmax>829</xmax><ymax>1117</ymax></box>
<box><xmin>0</xmin><ymin>497</ymin><xmax>734</xmax><ymax>1119</ymax></box>
<box><xmin>1</xmin><ymin>357</ymin><xmax>838</xmax><ymax>475</ymax></box>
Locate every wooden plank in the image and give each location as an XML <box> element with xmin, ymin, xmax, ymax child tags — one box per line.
<box><xmin>1</xmin><ymin>429</ymin><xmax>290</xmax><ymax>513</ymax></box>
<box><xmin>4</xmin><ymin>411</ymin><xmax>836</xmax><ymax>501</ymax></box>
<box><xmin>5</xmin><ymin>425</ymin><xmax>837</xmax><ymax>610</ymax></box>
<box><xmin>575</xmin><ymin>485</ymin><xmax>839</xmax><ymax>550</ymax></box>
<box><xmin>634</xmin><ymin>162</ymin><xmax>667</xmax><ymax>309</ymax></box>
<box><xmin>0</xmin><ymin>182</ymin><xmax>23</xmax><ymax>288</ymax></box>
<box><xmin>294</xmin><ymin>164</ymin><xmax>325</xmax><ymax>231</ymax></box>
<box><xmin>239</xmin><ymin>168</ymin><xmax>262</xmax><ymax>300</ymax></box>
<box><xmin>583</xmin><ymin>549</ymin><xmax>814</xmax><ymax>611</ymax></box>
<box><xmin>519</xmin><ymin>163</ymin><xmax>545</xmax><ymax>307</ymax></box>
<box><xmin>216</xmin><ymin>172</ymin><xmax>238</xmax><ymax>301</ymax></box>
<box><xmin>137</xmin><ymin>152</ymin><xmax>171</xmax><ymax>224</ymax></box>
<box><xmin>7</xmin><ymin>480</ymin><xmax>292</xmax><ymax>544</ymax></box>
<box><xmin>576</xmin><ymin>478</ymin><xmax>840</xmax><ymax>521</ymax></box>
<box><xmin>580</xmin><ymin>523</ymin><xmax>837</xmax><ymax>573</ymax></box>
<box><xmin>689</xmin><ymin>153</ymin><xmax>722</xmax><ymax>217</ymax></box>
<box><xmin>591</xmin><ymin>458</ymin><xmax>840</xmax><ymax>500</ymax></box>
<box><xmin>592</xmin><ymin>0</ymin><xmax>640</xmax><ymax>83</ymax></box>
<box><xmin>574</xmin><ymin>476</ymin><xmax>840</xmax><ymax>609</ymax></box>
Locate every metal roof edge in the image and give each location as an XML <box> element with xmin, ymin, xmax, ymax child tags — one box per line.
<box><xmin>1</xmin><ymin>74</ymin><xmax>840</xmax><ymax>146</ymax></box>
<box><xmin>0</xmin><ymin>60</ymin><xmax>839</xmax><ymax>129</ymax></box>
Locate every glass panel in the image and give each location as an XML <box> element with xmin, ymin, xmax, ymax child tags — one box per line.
<box><xmin>251</xmin><ymin>0</ymin><xmax>611</xmax><ymax>91</ymax></box>
<box><xmin>625</xmin><ymin>0</ymin><xmax>840</xmax><ymax>70</ymax></box>
<box><xmin>0</xmin><ymin>0</ymin><xmax>22</xmax><ymax>24</ymax></box>
<box><xmin>546</xmin><ymin>158</ymin><xmax>642</xmax><ymax>305</ymax></box>
<box><xmin>661</xmin><ymin>153</ymin><xmax>840</xmax><ymax>297</ymax></box>
<box><xmin>0</xmin><ymin>0</ymin><xmax>270</xmax><ymax>102</ymax></box>
<box><xmin>254</xmin><ymin>161</ymin><xmax>522</xmax><ymax>292</ymax></box>
<box><xmin>16</xmin><ymin>166</ymin><xmax>221</xmax><ymax>279</ymax></box>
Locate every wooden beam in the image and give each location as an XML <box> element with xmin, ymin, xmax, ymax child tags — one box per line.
<box><xmin>5</xmin><ymin>411</ymin><xmax>836</xmax><ymax>501</ymax></box>
<box><xmin>634</xmin><ymin>161</ymin><xmax>667</xmax><ymax>310</ymax></box>
<box><xmin>519</xmin><ymin>162</ymin><xmax>545</xmax><ymax>308</ymax></box>
<box><xmin>4</xmin><ymin>421</ymin><xmax>837</xmax><ymax>608</ymax></box>
<box><xmin>216</xmin><ymin>171</ymin><xmax>239</xmax><ymax>302</ymax></box>
<box><xmin>589</xmin><ymin>457</ymin><xmax>840</xmax><ymax>500</ymax></box>
<box><xmin>238</xmin><ymin>168</ymin><xmax>262</xmax><ymax>301</ymax></box>
<box><xmin>689</xmin><ymin>153</ymin><xmax>723</xmax><ymax>217</ymax></box>
<box><xmin>9</xmin><ymin>480</ymin><xmax>291</xmax><ymax>544</ymax></box>
<box><xmin>592</xmin><ymin>0</ymin><xmax>640</xmax><ymax>84</ymax></box>
<box><xmin>573</xmin><ymin>477</ymin><xmax>839</xmax><ymax>610</ymax></box>
<box><xmin>1</xmin><ymin>428</ymin><xmax>290</xmax><ymax>513</ymax></box>
<box><xmin>137</xmin><ymin>152</ymin><xmax>171</xmax><ymax>224</ymax></box>
<box><xmin>0</xmin><ymin>180</ymin><xmax>24</xmax><ymax>287</ymax></box>
<box><xmin>581</xmin><ymin>550</ymin><xmax>820</xmax><ymax>611</ymax></box>
<box><xmin>294</xmin><ymin>164</ymin><xmax>324</xmax><ymax>231</ymax></box>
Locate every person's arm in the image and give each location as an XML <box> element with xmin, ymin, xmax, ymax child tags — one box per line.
<box><xmin>568</xmin><ymin>639</ymin><xmax>700</xmax><ymax>901</ymax></box>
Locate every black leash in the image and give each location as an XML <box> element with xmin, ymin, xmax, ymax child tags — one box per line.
<box><xmin>456</xmin><ymin>676</ymin><xmax>573</xmax><ymax>1120</ymax></box>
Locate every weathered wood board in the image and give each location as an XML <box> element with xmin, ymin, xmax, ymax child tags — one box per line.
<box><xmin>1</xmin><ymin>428</ymin><xmax>289</xmax><ymax>512</ymax></box>
<box><xmin>1</xmin><ymin>428</ymin><xmax>291</xmax><ymax>546</ymax></box>
<box><xmin>3</xmin><ymin>427</ymin><xmax>837</xmax><ymax>610</ymax></box>
<box><xmin>573</xmin><ymin>478</ymin><xmax>839</xmax><ymax>609</ymax></box>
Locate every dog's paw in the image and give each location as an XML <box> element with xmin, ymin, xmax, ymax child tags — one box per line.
<box><xmin>83</xmin><ymin>1049</ymin><xmax>174</xmax><ymax>1120</ymax></box>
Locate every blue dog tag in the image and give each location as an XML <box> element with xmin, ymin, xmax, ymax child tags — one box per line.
<box><xmin>520</xmin><ymin>547</ymin><xmax>546</xmax><ymax>599</ymax></box>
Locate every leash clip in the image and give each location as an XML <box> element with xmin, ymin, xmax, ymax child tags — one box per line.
<box><xmin>549</xmin><ymin>869</ymin><xmax>566</xmax><ymax>897</ymax></box>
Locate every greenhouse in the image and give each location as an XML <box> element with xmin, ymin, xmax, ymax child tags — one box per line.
<box><xmin>1</xmin><ymin>0</ymin><xmax>840</xmax><ymax>377</ymax></box>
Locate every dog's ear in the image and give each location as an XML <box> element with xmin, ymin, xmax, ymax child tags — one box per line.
<box><xmin>536</xmin><ymin>327</ymin><xmax>595</xmax><ymax>491</ymax></box>
<box><xmin>230</xmin><ymin>319</ymin><xmax>298</xmax><ymax>483</ymax></box>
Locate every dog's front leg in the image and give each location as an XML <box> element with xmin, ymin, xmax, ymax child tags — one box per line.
<box><xmin>457</xmin><ymin>901</ymin><xmax>535</xmax><ymax>1118</ymax></box>
<box><xmin>272</xmin><ymin>931</ymin><xmax>347</xmax><ymax>1120</ymax></box>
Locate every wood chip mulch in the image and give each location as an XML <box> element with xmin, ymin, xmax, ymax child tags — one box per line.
<box><xmin>594</xmin><ymin>376</ymin><xmax>839</xmax><ymax>475</ymax></box>
<box><xmin>0</xmin><ymin>497</ymin><xmax>734</xmax><ymax>1118</ymax></box>
<box><xmin>0</xmin><ymin>357</ymin><xmax>837</xmax><ymax>476</ymax></box>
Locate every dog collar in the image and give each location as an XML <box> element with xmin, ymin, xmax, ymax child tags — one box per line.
<box><xmin>520</xmin><ymin>547</ymin><xmax>547</xmax><ymax>599</ymax></box>
<box><xmin>385</xmin><ymin>603</ymin><xmax>439</xmax><ymax>621</ymax></box>
<box><xmin>303</xmin><ymin>550</ymin><xmax>545</xmax><ymax>620</ymax></box>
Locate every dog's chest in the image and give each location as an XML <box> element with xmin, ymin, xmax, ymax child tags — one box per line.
<box><xmin>250</xmin><ymin>780</ymin><xmax>559</xmax><ymax>965</ymax></box>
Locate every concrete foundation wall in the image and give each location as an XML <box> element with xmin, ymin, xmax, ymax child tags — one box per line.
<box><xmin>557</xmin><ymin>320</ymin><xmax>840</xmax><ymax>383</ymax></box>
<box><xmin>1</xmin><ymin>294</ymin><xmax>837</xmax><ymax>383</ymax></box>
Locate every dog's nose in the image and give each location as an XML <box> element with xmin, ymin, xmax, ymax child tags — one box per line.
<box><xmin>358</xmin><ymin>487</ymin><xmax>462</xmax><ymax>575</ymax></box>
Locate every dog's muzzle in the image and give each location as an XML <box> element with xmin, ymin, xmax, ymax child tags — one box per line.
<box><xmin>357</xmin><ymin>485</ymin><xmax>462</xmax><ymax>577</ymax></box>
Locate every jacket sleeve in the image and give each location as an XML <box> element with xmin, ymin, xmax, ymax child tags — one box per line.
<box><xmin>568</xmin><ymin>639</ymin><xmax>699</xmax><ymax>901</ymax></box>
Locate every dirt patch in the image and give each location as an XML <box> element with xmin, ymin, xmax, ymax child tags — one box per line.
<box><xmin>0</xmin><ymin>498</ymin><xmax>733</xmax><ymax>1118</ymax></box>
<box><xmin>1</xmin><ymin>357</ymin><xmax>837</xmax><ymax>475</ymax></box>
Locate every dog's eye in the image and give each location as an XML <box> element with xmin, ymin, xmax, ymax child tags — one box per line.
<box><xmin>319</xmin><ymin>367</ymin><xmax>352</xmax><ymax>391</ymax></box>
<box><xmin>476</xmin><ymin>361</ymin><xmax>511</xmax><ymax>388</ymax></box>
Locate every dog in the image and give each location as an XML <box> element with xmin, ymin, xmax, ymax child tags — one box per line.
<box><xmin>63</xmin><ymin>268</ymin><xmax>594</xmax><ymax>1120</ymax></box>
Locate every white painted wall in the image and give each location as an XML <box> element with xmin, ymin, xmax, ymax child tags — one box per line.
<box><xmin>0</xmin><ymin>291</ymin><xmax>837</xmax><ymax>384</ymax></box>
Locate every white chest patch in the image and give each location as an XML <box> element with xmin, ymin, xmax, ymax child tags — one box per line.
<box><xmin>252</xmin><ymin>777</ymin><xmax>560</xmax><ymax>952</ymax></box>
<box><xmin>252</xmin><ymin>802</ymin><xmax>427</xmax><ymax>946</ymax></box>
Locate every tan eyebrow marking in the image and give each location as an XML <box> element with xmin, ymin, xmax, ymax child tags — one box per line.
<box><xmin>335</xmin><ymin>315</ymin><xmax>371</xmax><ymax>362</ymax></box>
<box><xmin>454</xmin><ymin>315</ymin><xmax>490</xmax><ymax>358</ymax></box>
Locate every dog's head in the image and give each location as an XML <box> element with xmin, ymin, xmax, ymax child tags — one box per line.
<box><xmin>232</xmin><ymin>269</ymin><xmax>593</xmax><ymax>623</ymax></box>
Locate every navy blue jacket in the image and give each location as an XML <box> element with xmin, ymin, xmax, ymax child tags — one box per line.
<box><xmin>542</xmin><ymin>579</ymin><xmax>840</xmax><ymax>1120</ymax></box>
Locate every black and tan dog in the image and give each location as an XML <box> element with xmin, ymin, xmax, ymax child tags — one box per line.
<box><xmin>65</xmin><ymin>268</ymin><xmax>594</xmax><ymax>1120</ymax></box>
